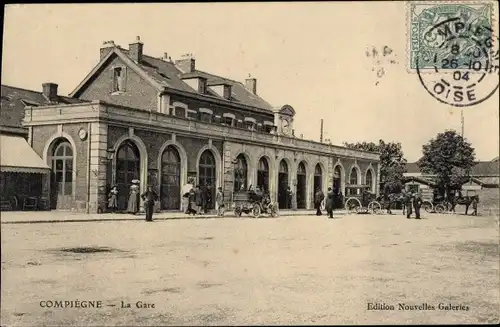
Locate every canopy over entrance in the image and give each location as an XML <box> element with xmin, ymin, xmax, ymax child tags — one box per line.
<box><xmin>0</xmin><ymin>134</ymin><xmax>50</xmax><ymax>174</ymax></box>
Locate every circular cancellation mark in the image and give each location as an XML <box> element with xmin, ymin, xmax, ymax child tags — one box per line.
<box><xmin>416</xmin><ymin>19</ymin><xmax>499</xmax><ymax>107</ymax></box>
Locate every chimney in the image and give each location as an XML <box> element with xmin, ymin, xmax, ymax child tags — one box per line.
<box><xmin>100</xmin><ymin>40</ymin><xmax>115</xmax><ymax>60</ymax></box>
<box><xmin>129</xmin><ymin>36</ymin><xmax>143</xmax><ymax>63</ymax></box>
<box><xmin>245</xmin><ymin>75</ymin><xmax>257</xmax><ymax>95</ymax></box>
<box><xmin>42</xmin><ymin>83</ymin><xmax>58</xmax><ymax>102</ymax></box>
<box><xmin>175</xmin><ymin>53</ymin><xmax>196</xmax><ymax>73</ymax></box>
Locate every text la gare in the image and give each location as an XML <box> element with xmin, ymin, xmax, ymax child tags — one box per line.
<box><xmin>121</xmin><ymin>300</ymin><xmax>155</xmax><ymax>309</ymax></box>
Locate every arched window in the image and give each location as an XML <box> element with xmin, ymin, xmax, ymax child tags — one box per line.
<box><xmin>366</xmin><ymin>169</ymin><xmax>373</xmax><ymax>192</ymax></box>
<box><xmin>161</xmin><ymin>146</ymin><xmax>181</xmax><ymax>209</ymax></box>
<box><xmin>52</xmin><ymin>141</ymin><xmax>73</xmax><ymax>199</ymax></box>
<box><xmin>350</xmin><ymin>167</ymin><xmax>358</xmax><ymax>185</ymax></box>
<box><xmin>279</xmin><ymin>160</ymin><xmax>288</xmax><ymax>174</ymax></box>
<box><xmin>257</xmin><ymin>157</ymin><xmax>270</xmax><ymax>192</ymax></box>
<box><xmin>116</xmin><ymin>141</ymin><xmax>140</xmax><ymax>209</ymax></box>
<box><xmin>199</xmin><ymin>150</ymin><xmax>216</xmax><ymax>209</ymax></box>
<box><xmin>314</xmin><ymin>164</ymin><xmax>322</xmax><ymax>193</ymax></box>
<box><xmin>234</xmin><ymin>154</ymin><xmax>247</xmax><ymax>192</ymax></box>
<box><xmin>297</xmin><ymin>162</ymin><xmax>306</xmax><ymax>175</ymax></box>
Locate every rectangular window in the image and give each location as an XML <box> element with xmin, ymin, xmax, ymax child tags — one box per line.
<box><xmin>246</xmin><ymin>122</ymin><xmax>254</xmax><ymax>130</ymax></box>
<box><xmin>113</xmin><ymin>67</ymin><xmax>126</xmax><ymax>92</ymax></box>
<box><xmin>200</xmin><ymin>113</ymin><xmax>212</xmax><ymax>123</ymax></box>
<box><xmin>224</xmin><ymin>117</ymin><xmax>234</xmax><ymax>126</ymax></box>
<box><xmin>174</xmin><ymin>107</ymin><xmax>186</xmax><ymax>117</ymax></box>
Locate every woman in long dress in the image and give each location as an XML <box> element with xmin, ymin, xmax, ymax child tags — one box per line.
<box><xmin>127</xmin><ymin>182</ymin><xmax>140</xmax><ymax>214</ymax></box>
<box><xmin>108</xmin><ymin>185</ymin><xmax>118</xmax><ymax>213</ymax></box>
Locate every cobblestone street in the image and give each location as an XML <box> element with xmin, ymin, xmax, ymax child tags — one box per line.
<box><xmin>1</xmin><ymin>213</ymin><xmax>499</xmax><ymax>325</ymax></box>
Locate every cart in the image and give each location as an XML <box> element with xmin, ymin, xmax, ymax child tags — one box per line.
<box><xmin>232</xmin><ymin>191</ymin><xmax>278</xmax><ymax>218</ymax></box>
<box><xmin>344</xmin><ymin>185</ymin><xmax>382</xmax><ymax>214</ymax></box>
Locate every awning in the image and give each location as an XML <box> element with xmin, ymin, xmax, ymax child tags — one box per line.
<box><xmin>0</xmin><ymin>134</ymin><xmax>50</xmax><ymax>174</ymax></box>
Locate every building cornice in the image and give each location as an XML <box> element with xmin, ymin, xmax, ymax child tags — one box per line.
<box><xmin>23</xmin><ymin>102</ymin><xmax>380</xmax><ymax>161</ymax></box>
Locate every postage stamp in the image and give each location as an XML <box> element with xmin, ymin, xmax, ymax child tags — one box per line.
<box><xmin>407</xmin><ymin>1</ymin><xmax>499</xmax><ymax>107</ymax></box>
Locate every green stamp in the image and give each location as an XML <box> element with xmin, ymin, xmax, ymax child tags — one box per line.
<box><xmin>408</xmin><ymin>1</ymin><xmax>495</xmax><ymax>71</ymax></box>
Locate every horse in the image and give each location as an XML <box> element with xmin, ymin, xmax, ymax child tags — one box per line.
<box><xmin>376</xmin><ymin>193</ymin><xmax>406</xmax><ymax>214</ymax></box>
<box><xmin>448</xmin><ymin>194</ymin><xmax>479</xmax><ymax>215</ymax></box>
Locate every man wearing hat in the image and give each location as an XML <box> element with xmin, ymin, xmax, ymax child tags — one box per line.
<box><xmin>404</xmin><ymin>190</ymin><xmax>414</xmax><ymax>219</ymax></box>
<box><xmin>141</xmin><ymin>185</ymin><xmax>159</xmax><ymax>222</ymax></box>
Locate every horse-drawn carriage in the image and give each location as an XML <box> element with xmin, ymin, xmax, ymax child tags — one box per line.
<box><xmin>232</xmin><ymin>190</ymin><xmax>279</xmax><ymax>218</ymax></box>
<box><xmin>344</xmin><ymin>185</ymin><xmax>382</xmax><ymax>214</ymax></box>
<box><xmin>431</xmin><ymin>189</ymin><xmax>479</xmax><ymax>214</ymax></box>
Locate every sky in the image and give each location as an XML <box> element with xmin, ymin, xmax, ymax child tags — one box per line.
<box><xmin>2</xmin><ymin>2</ymin><xmax>499</xmax><ymax>162</ymax></box>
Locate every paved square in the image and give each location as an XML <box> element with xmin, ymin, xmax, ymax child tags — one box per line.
<box><xmin>1</xmin><ymin>213</ymin><xmax>499</xmax><ymax>325</ymax></box>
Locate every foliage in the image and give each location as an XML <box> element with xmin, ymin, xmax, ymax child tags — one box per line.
<box><xmin>343</xmin><ymin>140</ymin><xmax>407</xmax><ymax>193</ymax></box>
<box><xmin>417</xmin><ymin>130</ymin><xmax>475</xmax><ymax>192</ymax></box>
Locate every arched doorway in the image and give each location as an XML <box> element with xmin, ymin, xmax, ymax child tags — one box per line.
<box><xmin>366</xmin><ymin>169</ymin><xmax>374</xmax><ymax>193</ymax></box>
<box><xmin>51</xmin><ymin>140</ymin><xmax>73</xmax><ymax>209</ymax></box>
<box><xmin>234</xmin><ymin>154</ymin><xmax>247</xmax><ymax>192</ymax></box>
<box><xmin>199</xmin><ymin>150</ymin><xmax>216</xmax><ymax>209</ymax></box>
<box><xmin>313</xmin><ymin>164</ymin><xmax>323</xmax><ymax>193</ymax></box>
<box><xmin>296</xmin><ymin>162</ymin><xmax>307</xmax><ymax>209</ymax></box>
<box><xmin>257</xmin><ymin>157</ymin><xmax>269</xmax><ymax>193</ymax></box>
<box><xmin>333</xmin><ymin>165</ymin><xmax>343</xmax><ymax>209</ymax></box>
<box><xmin>161</xmin><ymin>145</ymin><xmax>181</xmax><ymax>210</ymax></box>
<box><xmin>278</xmin><ymin>159</ymin><xmax>289</xmax><ymax>209</ymax></box>
<box><xmin>349</xmin><ymin>167</ymin><xmax>359</xmax><ymax>196</ymax></box>
<box><xmin>116</xmin><ymin>140</ymin><xmax>140</xmax><ymax>210</ymax></box>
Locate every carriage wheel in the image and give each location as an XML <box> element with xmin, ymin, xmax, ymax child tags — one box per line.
<box><xmin>234</xmin><ymin>206</ymin><xmax>242</xmax><ymax>217</ymax></box>
<box><xmin>435</xmin><ymin>204</ymin><xmax>446</xmax><ymax>214</ymax></box>
<box><xmin>345</xmin><ymin>197</ymin><xmax>361</xmax><ymax>214</ymax></box>
<box><xmin>252</xmin><ymin>204</ymin><xmax>261</xmax><ymax>218</ymax></box>
<box><xmin>422</xmin><ymin>201</ymin><xmax>433</xmax><ymax>213</ymax></box>
<box><xmin>368</xmin><ymin>201</ymin><xmax>382</xmax><ymax>214</ymax></box>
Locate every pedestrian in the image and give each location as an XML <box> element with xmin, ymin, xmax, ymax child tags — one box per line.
<box><xmin>195</xmin><ymin>185</ymin><xmax>203</xmax><ymax>215</ymax></box>
<box><xmin>215</xmin><ymin>187</ymin><xmax>224</xmax><ymax>217</ymax></box>
<box><xmin>127</xmin><ymin>180</ymin><xmax>140</xmax><ymax>215</ymax></box>
<box><xmin>471</xmin><ymin>196</ymin><xmax>478</xmax><ymax>216</ymax></box>
<box><xmin>141</xmin><ymin>185</ymin><xmax>158</xmax><ymax>222</ymax></box>
<box><xmin>206</xmin><ymin>183</ymin><xmax>213</xmax><ymax>212</ymax></box>
<box><xmin>201</xmin><ymin>184</ymin><xmax>208</xmax><ymax>213</ymax></box>
<box><xmin>188</xmin><ymin>187</ymin><xmax>197</xmax><ymax>215</ymax></box>
<box><xmin>286</xmin><ymin>186</ymin><xmax>293</xmax><ymax>209</ymax></box>
<box><xmin>325</xmin><ymin>187</ymin><xmax>334</xmax><ymax>218</ymax></box>
<box><xmin>413</xmin><ymin>191</ymin><xmax>422</xmax><ymax>219</ymax></box>
<box><xmin>108</xmin><ymin>185</ymin><xmax>118</xmax><ymax>213</ymax></box>
<box><xmin>314</xmin><ymin>187</ymin><xmax>325</xmax><ymax>216</ymax></box>
<box><xmin>404</xmin><ymin>191</ymin><xmax>414</xmax><ymax>219</ymax></box>
<box><xmin>181</xmin><ymin>179</ymin><xmax>194</xmax><ymax>214</ymax></box>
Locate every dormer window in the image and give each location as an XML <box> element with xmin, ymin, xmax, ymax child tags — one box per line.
<box><xmin>244</xmin><ymin>117</ymin><xmax>256</xmax><ymax>131</ymax></box>
<box><xmin>264</xmin><ymin>121</ymin><xmax>274</xmax><ymax>133</ymax></box>
<box><xmin>199</xmin><ymin>108</ymin><xmax>213</xmax><ymax>123</ymax></box>
<box><xmin>222</xmin><ymin>113</ymin><xmax>235</xmax><ymax>126</ymax></box>
<box><xmin>236</xmin><ymin>120</ymin><xmax>243</xmax><ymax>129</ymax></box>
<box><xmin>171</xmin><ymin>102</ymin><xmax>188</xmax><ymax>118</ymax></box>
<box><xmin>112</xmin><ymin>67</ymin><xmax>126</xmax><ymax>93</ymax></box>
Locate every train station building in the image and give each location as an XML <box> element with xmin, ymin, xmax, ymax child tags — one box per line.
<box><xmin>3</xmin><ymin>37</ymin><xmax>380</xmax><ymax>213</ymax></box>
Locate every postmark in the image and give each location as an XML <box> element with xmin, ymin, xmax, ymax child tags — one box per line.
<box><xmin>408</xmin><ymin>1</ymin><xmax>499</xmax><ymax>106</ymax></box>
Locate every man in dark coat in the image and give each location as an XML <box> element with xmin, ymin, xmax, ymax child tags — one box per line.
<box><xmin>286</xmin><ymin>187</ymin><xmax>293</xmax><ymax>209</ymax></box>
<box><xmin>404</xmin><ymin>191</ymin><xmax>414</xmax><ymax>219</ymax></box>
<box><xmin>314</xmin><ymin>187</ymin><xmax>325</xmax><ymax>216</ymax></box>
<box><xmin>195</xmin><ymin>185</ymin><xmax>203</xmax><ymax>215</ymax></box>
<box><xmin>141</xmin><ymin>185</ymin><xmax>159</xmax><ymax>222</ymax></box>
<box><xmin>413</xmin><ymin>191</ymin><xmax>422</xmax><ymax>219</ymax></box>
<box><xmin>325</xmin><ymin>187</ymin><xmax>335</xmax><ymax>218</ymax></box>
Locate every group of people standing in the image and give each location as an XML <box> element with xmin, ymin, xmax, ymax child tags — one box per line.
<box><xmin>107</xmin><ymin>180</ymin><xmax>159</xmax><ymax>222</ymax></box>
<box><xmin>182</xmin><ymin>179</ymin><xmax>224</xmax><ymax>217</ymax></box>
<box><xmin>314</xmin><ymin>187</ymin><xmax>335</xmax><ymax>218</ymax></box>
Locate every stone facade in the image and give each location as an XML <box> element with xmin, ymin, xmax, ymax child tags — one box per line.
<box><xmin>23</xmin><ymin>101</ymin><xmax>380</xmax><ymax>213</ymax></box>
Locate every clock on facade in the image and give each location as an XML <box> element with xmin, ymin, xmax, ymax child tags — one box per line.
<box><xmin>78</xmin><ymin>128</ymin><xmax>88</xmax><ymax>141</ymax></box>
<box><xmin>281</xmin><ymin>119</ymin><xmax>290</xmax><ymax>134</ymax></box>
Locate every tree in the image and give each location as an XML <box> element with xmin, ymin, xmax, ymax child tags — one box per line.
<box><xmin>417</xmin><ymin>130</ymin><xmax>475</xmax><ymax>196</ymax></box>
<box><xmin>344</xmin><ymin>139</ymin><xmax>407</xmax><ymax>193</ymax></box>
